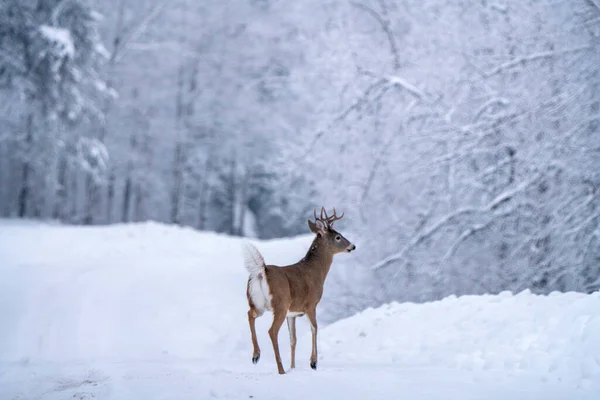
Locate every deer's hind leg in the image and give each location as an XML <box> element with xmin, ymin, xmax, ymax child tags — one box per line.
<box><xmin>248</xmin><ymin>308</ymin><xmax>262</xmax><ymax>364</ymax></box>
<box><xmin>268</xmin><ymin>307</ymin><xmax>287</xmax><ymax>374</ymax></box>
<box><xmin>287</xmin><ymin>316</ymin><xmax>297</xmax><ymax>369</ymax></box>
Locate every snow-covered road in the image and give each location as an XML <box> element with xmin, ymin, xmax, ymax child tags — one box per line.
<box><xmin>2</xmin><ymin>358</ymin><xmax>593</xmax><ymax>400</ymax></box>
<box><xmin>1</xmin><ymin>220</ymin><xmax>599</xmax><ymax>399</ymax></box>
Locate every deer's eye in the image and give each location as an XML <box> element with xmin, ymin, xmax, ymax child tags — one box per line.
<box><xmin>335</xmin><ymin>235</ymin><xmax>341</xmax><ymax>242</ymax></box>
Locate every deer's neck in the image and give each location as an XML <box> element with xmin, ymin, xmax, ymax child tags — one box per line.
<box><xmin>301</xmin><ymin>236</ymin><xmax>334</xmax><ymax>281</ymax></box>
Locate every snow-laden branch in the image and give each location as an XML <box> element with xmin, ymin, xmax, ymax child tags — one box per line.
<box><xmin>350</xmin><ymin>0</ymin><xmax>401</xmax><ymax>70</ymax></box>
<box><xmin>442</xmin><ymin>207</ymin><xmax>519</xmax><ymax>262</ymax></box>
<box><xmin>371</xmin><ymin>174</ymin><xmax>543</xmax><ymax>271</ymax></box>
<box><xmin>39</xmin><ymin>25</ymin><xmax>75</xmax><ymax>58</ymax></box>
<box><xmin>360</xmin><ymin>69</ymin><xmax>426</xmax><ymax>99</ymax></box>
<box><xmin>0</xmin><ymin>49</ymin><xmax>26</xmax><ymax>75</ymax></box>
<box><xmin>559</xmin><ymin>180</ymin><xmax>597</xmax><ymax>228</ymax></box>
<box><xmin>361</xmin><ymin>100</ymin><xmax>418</xmax><ymax>203</ymax></box>
<box><xmin>300</xmin><ymin>69</ymin><xmax>425</xmax><ymax>158</ymax></box>
<box><xmin>371</xmin><ymin>207</ymin><xmax>479</xmax><ymax>271</ymax></box>
<box><xmin>489</xmin><ymin>3</ymin><xmax>508</xmax><ymax>13</ymax></box>
<box><xmin>563</xmin><ymin>212</ymin><xmax>600</xmax><ymax>235</ymax></box>
<box><xmin>587</xmin><ymin>0</ymin><xmax>600</xmax><ymax>14</ymax></box>
<box><xmin>51</xmin><ymin>0</ymin><xmax>72</xmax><ymax>26</ymax></box>
<box><xmin>481</xmin><ymin>46</ymin><xmax>590</xmax><ymax>77</ymax></box>
<box><xmin>387</xmin><ymin>75</ymin><xmax>427</xmax><ymax>99</ymax></box>
<box><xmin>472</xmin><ymin>97</ymin><xmax>510</xmax><ymax>122</ymax></box>
<box><xmin>112</xmin><ymin>0</ymin><xmax>169</xmax><ymax>65</ymax></box>
<box><xmin>487</xmin><ymin>176</ymin><xmax>539</xmax><ymax>211</ymax></box>
<box><xmin>442</xmin><ymin>221</ymin><xmax>492</xmax><ymax>261</ymax></box>
<box><xmin>299</xmin><ymin>78</ymin><xmax>388</xmax><ymax>158</ymax></box>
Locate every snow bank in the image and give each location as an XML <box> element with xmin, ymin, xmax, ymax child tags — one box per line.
<box><xmin>0</xmin><ymin>219</ymin><xmax>313</xmax><ymax>362</ymax></box>
<box><xmin>318</xmin><ymin>290</ymin><xmax>600</xmax><ymax>384</ymax></box>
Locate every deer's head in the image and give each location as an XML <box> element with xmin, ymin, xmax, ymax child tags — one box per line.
<box><xmin>307</xmin><ymin>207</ymin><xmax>356</xmax><ymax>254</ymax></box>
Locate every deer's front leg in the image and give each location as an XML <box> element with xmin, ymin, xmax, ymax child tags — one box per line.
<box><xmin>286</xmin><ymin>316</ymin><xmax>297</xmax><ymax>369</ymax></box>
<box><xmin>306</xmin><ymin>309</ymin><xmax>318</xmax><ymax>370</ymax></box>
<box><xmin>268</xmin><ymin>309</ymin><xmax>287</xmax><ymax>374</ymax></box>
<box><xmin>247</xmin><ymin>309</ymin><xmax>261</xmax><ymax>364</ymax></box>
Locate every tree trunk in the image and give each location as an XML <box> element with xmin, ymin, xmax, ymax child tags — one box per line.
<box><xmin>122</xmin><ymin>173</ymin><xmax>131</xmax><ymax>223</ymax></box>
<box><xmin>53</xmin><ymin>152</ymin><xmax>67</xmax><ymax>219</ymax></box>
<box><xmin>229</xmin><ymin>157</ymin><xmax>238</xmax><ymax>235</ymax></box>
<box><xmin>171</xmin><ymin>64</ymin><xmax>186</xmax><ymax>224</ymax></box>
<box><xmin>0</xmin><ymin>148</ymin><xmax>6</xmax><ymax>216</ymax></box>
<box><xmin>17</xmin><ymin>112</ymin><xmax>34</xmax><ymax>218</ymax></box>
<box><xmin>171</xmin><ymin>142</ymin><xmax>184</xmax><ymax>224</ymax></box>
<box><xmin>107</xmin><ymin>171</ymin><xmax>115</xmax><ymax>222</ymax></box>
<box><xmin>197</xmin><ymin>155</ymin><xmax>212</xmax><ymax>230</ymax></box>
<box><xmin>83</xmin><ymin>176</ymin><xmax>95</xmax><ymax>225</ymax></box>
<box><xmin>236</xmin><ymin>168</ymin><xmax>250</xmax><ymax>236</ymax></box>
<box><xmin>134</xmin><ymin>181</ymin><xmax>143</xmax><ymax>222</ymax></box>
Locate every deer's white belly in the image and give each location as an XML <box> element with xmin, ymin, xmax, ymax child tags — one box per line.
<box><xmin>286</xmin><ymin>311</ymin><xmax>304</xmax><ymax>317</ymax></box>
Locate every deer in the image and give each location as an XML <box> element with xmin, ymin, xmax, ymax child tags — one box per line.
<box><xmin>242</xmin><ymin>207</ymin><xmax>356</xmax><ymax>375</ymax></box>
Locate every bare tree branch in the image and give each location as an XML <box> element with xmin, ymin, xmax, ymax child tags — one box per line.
<box><xmin>587</xmin><ymin>0</ymin><xmax>600</xmax><ymax>14</ymax></box>
<box><xmin>298</xmin><ymin>78</ymin><xmax>388</xmax><ymax>158</ymax></box>
<box><xmin>442</xmin><ymin>210</ymin><xmax>514</xmax><ymax>262</ymax></box>
<box><xmin>359</xmin><ymin>69</ymin><xmax>426</xmax><ymax>99</ymax></box>
<box><xmin>51</xmin><ymin>0</ymin><xmax>71</xmax><ymax>26</ymax></box>
<box><xmin>0</xmin><ymin>49</ymin><xmax>27</xmax><ymax>75</ymax></box>
<box><xmin>350</xmin><ymin>0</ymin><xmax>401</xmax><ymax>70</ymax></box>
<box><xmin>372</xmin><ymin>173</ymin><xmax>543</xmax><ymax>271</ymax></box>
<box><xmin>112</xmin><ymin>0</ymin><xmax>169</xmax><ymax>65</ymax></box>
<box><xmin>472</xmin><ymin>97</ymin><xmax>510</xmax><ymax>122</ymax></box>
<box><xmin>481</xmin><ymin>46</ymin><xmax>590</xmax><ymax>77</ymax></box>
<box><xmin>361</xmin><ymin>100</ymin><xmax>417</xmax><ymax>203</ymax></box>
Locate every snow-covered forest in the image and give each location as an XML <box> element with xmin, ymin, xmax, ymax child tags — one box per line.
<box><xmin>1</xmin><ymin>0</ymin><xmax>599</xmax><ymax>319</ymax></box>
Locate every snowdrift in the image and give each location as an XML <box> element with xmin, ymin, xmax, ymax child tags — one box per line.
<box><xmin>0</xmin><ymin>219</ymin><xmax>313</xmax><ymax>362</ymax></box>
<box><xmin>320</xmin><ymin>291</ymin><xmax>600</xmax><ymax>382</ymax></box>
<box><xmin>1</xmin><ymin>220</ymin><xmax>599</xmax><ymax>399</ymax></box>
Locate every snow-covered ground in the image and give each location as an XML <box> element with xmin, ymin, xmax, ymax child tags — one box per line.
<box><xmin>1</xmin><ymin>219</ymin><xmax>599</xmax><ymax>399</ymax></box>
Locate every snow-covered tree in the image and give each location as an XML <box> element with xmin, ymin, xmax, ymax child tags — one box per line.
<box><xmin>0</xmin><ymin>0</ymin><xmax>110</xmax><ymax>220</ymax></box>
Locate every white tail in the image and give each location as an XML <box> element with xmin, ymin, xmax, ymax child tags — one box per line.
<box><xmin>242</xmin><ymin>241</ymin><xmax>265</xmax><ymax>278</ymax></box>
<box><xmin>242</xmin><ymin>241</ymin><xmax>272</xmax><ymax>316</ymax></box>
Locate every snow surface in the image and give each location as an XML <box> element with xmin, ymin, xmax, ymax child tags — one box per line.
<box><xmin>1</xmin><ymin>219</ymin><xmax>599</xmax><ymax>399</ymax></box>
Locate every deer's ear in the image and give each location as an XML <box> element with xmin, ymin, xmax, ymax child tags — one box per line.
<box><xmin>315</xmin><ymin>219</ymin><xmax>327</xmax><ymax>232</ymax></box>
<box><xmin>308</xmin><ymin>220</ymin><xmax>319</xmax><ymax>234</ymax></box>
<box><xmin>308</xmin><ymin>219</ymin><xmax>326</xmax><ymax>235</ymax></box>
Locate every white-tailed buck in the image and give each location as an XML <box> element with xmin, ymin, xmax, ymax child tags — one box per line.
<box><xmin>242</xmin><ymin>207</ymin><xmax>356</xmax><ymax>374</ymax></box>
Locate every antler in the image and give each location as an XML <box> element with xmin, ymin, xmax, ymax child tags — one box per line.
<box><xmin>314</xmin><ymin>206</ymin><xmax>344</xmax><ymax>228</ymax></box>
<box><xmin>327</xmin><ymin>207</ymin><xmax>344</xmax><ymax>226</ymax></box>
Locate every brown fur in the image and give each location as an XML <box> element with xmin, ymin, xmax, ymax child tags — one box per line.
<box><xmin>246</xmin><ymin>208</ymin><xmax>355</xmax><ymax>374</ymax></box>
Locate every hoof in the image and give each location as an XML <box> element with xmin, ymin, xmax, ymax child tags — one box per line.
<box><xmin>252</xmin><ymin>354</ymin><xmax>260</xmax><ymax>364</ymax></box>
<box><xmin>310</xmin><ymin>361</ymin><xmax>317</xmax><ymax>370</ymax></box>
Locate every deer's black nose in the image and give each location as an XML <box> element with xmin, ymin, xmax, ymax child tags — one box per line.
<box><xmin>347</xmin><ymin>244</ymin><xmax>356</xmax><ymax>252</ymax></box>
